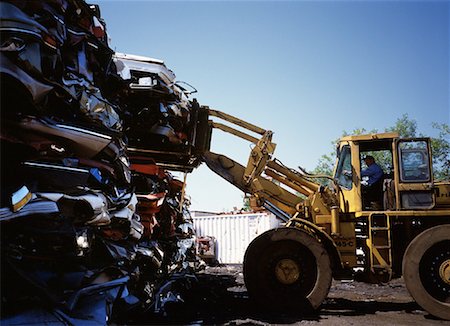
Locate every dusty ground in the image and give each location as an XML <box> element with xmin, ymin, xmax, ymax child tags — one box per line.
<box><xmin>143</xmin><ymin>264</ymin><xmax>448</xmax><ymax>325</ymax></box>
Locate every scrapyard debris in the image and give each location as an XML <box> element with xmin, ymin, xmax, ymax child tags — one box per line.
<box><xmin>1</xmin><ymin>0</ymin><xmax>206</xmax><ymax>324</ymax></box>
<box><xmin>113</xmin><ymin>52</ymin><xmax>211</xmax><ymax>172</ymax></box>
<box><xmin>197</xmin><ymin>236</ymin><xmax>218</xmax><ymax>265</ymax></box>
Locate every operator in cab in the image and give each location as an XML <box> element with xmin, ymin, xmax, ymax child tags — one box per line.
<box><xmin>361</xmin><ymin>155</ymin><xmax>384</xmax><ymax>209</ymax></box>
<box><xmin>361</xmin><ymin>155</ymin><xmax>383</xmax><ymax>185</ymax></box>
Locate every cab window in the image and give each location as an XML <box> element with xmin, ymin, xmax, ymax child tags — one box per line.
<box><xmin>398</xmin><ymin>140</ymin><xmax>431</xmax><ymax>182</ymax></box>
<box><xmin>334</xmin><ymin>145</ymin><xmax>352</xmax><ymax>189</ymax></box>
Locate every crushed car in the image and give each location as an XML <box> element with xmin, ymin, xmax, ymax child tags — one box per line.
<box><xmin>1</xmin><ymin>0</ymin><xmax>207</xmax><ymax>324</ymax></box>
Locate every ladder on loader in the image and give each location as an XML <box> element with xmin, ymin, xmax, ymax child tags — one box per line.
<box><xmin>367</xmin><ymin>213</ymin><xmax>393</xmax><ymax>280</ymax></box>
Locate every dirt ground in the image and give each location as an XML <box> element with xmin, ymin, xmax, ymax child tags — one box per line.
<box><xmin>144</xmin><ymin>264</ymin><xmax>449</xmax><ymax>326</ymax></box>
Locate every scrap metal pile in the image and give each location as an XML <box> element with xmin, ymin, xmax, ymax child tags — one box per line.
<box><xmin>0</xmin><ymin>0</ymin><xmax>209</xmax><ymax>323</ymax></box>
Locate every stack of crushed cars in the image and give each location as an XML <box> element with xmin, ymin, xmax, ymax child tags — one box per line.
<box><xmin>1</xmin><ymin>0</ymin><xmax>209</xmax><ymax>324</ymax></box>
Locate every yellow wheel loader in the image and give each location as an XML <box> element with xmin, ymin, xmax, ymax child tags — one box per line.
<box><xmin>199</xmin><ymin>107</ymin><xmax>450</xmax><ymax>320</ymax></box>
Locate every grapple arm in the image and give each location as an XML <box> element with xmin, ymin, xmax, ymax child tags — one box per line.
<box><xmin>202</xmin><ymin>108</ymin><xmax>327</xmax><ymax>221</ymax></box>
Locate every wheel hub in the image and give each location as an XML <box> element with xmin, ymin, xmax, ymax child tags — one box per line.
<box><xmin>275</xmin><ymin>258</ymin><xmax>300</xmax><ymax>285</ymax></box>
<box><xmin>439</xmin><ymin>259</ymin><xmax>450</xmax><ymax>285</ymax></box>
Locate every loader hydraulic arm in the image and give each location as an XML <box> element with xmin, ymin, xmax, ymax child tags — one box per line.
<box><xmin>202</xmin><ymin>107</ymin><xmax>333</xmax><ymax>221</ymax></box>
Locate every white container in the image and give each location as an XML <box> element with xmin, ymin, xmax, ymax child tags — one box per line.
<box><xmin>193</xmin><ymin>212</ymin><xmax>282</xmax><ymax>264</ymax></box>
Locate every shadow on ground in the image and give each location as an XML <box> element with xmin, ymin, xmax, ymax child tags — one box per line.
<box><xmin>130</xmin><ymin>269</ymin><xmax>427</xmax><ymax>325</ymax></box>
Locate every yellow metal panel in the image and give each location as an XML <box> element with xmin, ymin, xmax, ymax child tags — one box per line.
<box><xmin>210</xmin><ymin>122</ymin><xmax>259</xmax><ymax>144</ymax></box>
<box><xmin>436</xmin><ymin>182</ymin><xmax>450</xmax><ymax>207</ymax></box>
<box><xmin>208</xmin><ymin>108</ymin><xmax>267</xmax><ymax>135</ymax></box>
<box><xmin>355</xmin><ymin>209</ymin><xmax>450</xmax><ymax>218</ymax></box>
<box><xmin>315</xmin><ymin>214</ymin><xmax>331</xmax><ymax>224</ymax></box>
<box><xmin>332</xmin><ymin>222</ymin><xmax>357</xmax><ymax>267</ymax></box>
<box><xmin>340</xmin><ymin>132</ymin><xmax>399</xmax><ymax>142</ymax></box>
<box><xmin>398</xmin><ymin>183</ymin><xmax>433</xmax><ymax>191</ymax></box>
<box><xmin>338</xmin><ymin>140</ymin><xmax>363</xmax><ymax>213</ymax></box>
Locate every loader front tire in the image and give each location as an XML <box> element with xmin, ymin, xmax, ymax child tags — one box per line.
<box><xmin>403</xmin><ymin>224</ymin><xmax>450</xmax><ymax>320</ymax></box>
<box><xmin>243</xmin><ymin>227</ymin><xmax>332</xmax><ymax>311</ymax></box>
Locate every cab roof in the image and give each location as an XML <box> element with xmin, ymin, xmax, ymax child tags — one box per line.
<box><xmin>339</xmin><ymin>132</ymin><xmax>400</xmax><ymax>142</ymax></box>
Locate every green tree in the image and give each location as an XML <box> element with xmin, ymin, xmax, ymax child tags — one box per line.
<box><xmin>431</xmin><ymin>122</ymin><xmax>450</xmax><ymax>181</ymax></box>
<box><xmin>313</xmin><ymin>154</ymin><xmax>334</xmax><ymax>176</ymax></box>
<box><xmin>242</xmin><ymin>195</ymin><xmax>251</xmax><ymax>212</ymax></box>
<box><xmin>385</xmin><ymin>113</ymin><xmax>418</xmax><ymax>138</ymax></box>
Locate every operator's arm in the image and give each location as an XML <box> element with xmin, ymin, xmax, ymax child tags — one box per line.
<box><xmin>361</xmin><ymin>164</ymin><xmax>383</xmax><ymax>185</ymax></box>
<box><xmin>361</xmin><ymin>165</ymin><xmax>375</xmax><ymax>177</ymax></box>
<box><xmin>362</xmin><ymin>164</ymin><xmax>382</xmax><ymax>177</ymax></box>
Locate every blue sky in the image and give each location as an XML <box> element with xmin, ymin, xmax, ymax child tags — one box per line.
<box><xmin>98</xmin><ymin>0</ymin><xmax>449</xmax><ymax>212</ymax></box>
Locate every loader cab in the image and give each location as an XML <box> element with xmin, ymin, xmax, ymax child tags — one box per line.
<box><xmin>333</xmin><ymin>132</ymin><xmax>434</xmax><ymax>213</ymax></box>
